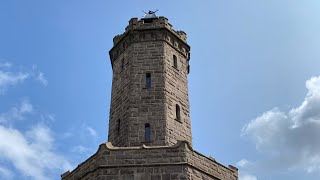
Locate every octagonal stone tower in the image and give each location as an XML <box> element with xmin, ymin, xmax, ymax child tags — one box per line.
<box><xmin>61</xmin><ymin>12</ymin><xmax>238</xmax><ymax>180</ymax></box>
<box><xmin>108</xmin><ymin>15</ymin><xmax>191</xmax><ymax>147</ymax></box>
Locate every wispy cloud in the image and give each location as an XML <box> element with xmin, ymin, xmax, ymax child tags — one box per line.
<box><xmin>237</xmin><ymin>159</ymin><xmax>251</xmax><ymax>168</ymax></box>
<box><xmin>237</xmin><ymin>159</ymin><xmax>258</xmax><ymax>180</ymax></box>
<box><xmin>71</xmin><ymin>145</ymin><xmax>91</xmax><ymax>155</ymax></box>
<box><xmin>0</xmin><ymin>71</ymin><xmax>29</xmax><ymax>94</ymax></box>
<box><xmin>32</xmin><ymin>65</ymin><xmax>48</xmax><ymax>86</ymax></box>
<box><xmin>0</xmin><ymin>62</ymin><xmax>12</xmax><ymax>68</ymax></box>
<box><xmin>35</xmin><ymin>72</ymin><xmax>48</xmax><ymax>86</ymax></box>
<box><xmin>241</xmin><ymin>75</ymin><xmax>320</xmax><ymax>175</ymax></box>
<box><xmin>0</xmin><ymin>166</ymin><xmax>13</xmax><ymax>180</ymax></box>
<box><xmin>239</xmin><ymin>173</ymin><xmax>257</xmax><ymax>180</ymax></box>
<box><xmin>0</xmin><ymin>99</ymin><xmax>33</xmax><ymax>124</ymax></box>
<box><xmin>86</xmin><ymin>126</ymin><xmax>97</xmax><ymax>137</ymax></box>
<box><xmin>0</xmin><ymin>61</ymin><xmax>48</xmax><ymax>94</ymax></box>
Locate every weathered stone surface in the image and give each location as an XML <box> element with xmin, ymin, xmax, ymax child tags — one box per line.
<box><xmin>108</xmin><ymin>16</ymin><xmax>191</xmax><ymax>147</ymax></box>
<box><xmin>62</xmin><ymin>141</ymin><xmax>237</xmax><ymax>180</ymax></box>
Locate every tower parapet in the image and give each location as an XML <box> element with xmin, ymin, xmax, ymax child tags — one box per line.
<box><xmin>112</xmin><ymin>16</ymin><xmax>187</xmax><ymax>44</ymax></box>
<box><xmin>110</xmin><ymin>16</ymin><xmax>190</xmax><ymax>68</ymax></box>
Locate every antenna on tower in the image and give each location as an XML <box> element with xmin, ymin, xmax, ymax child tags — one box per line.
<box><xmin>142</xmin><ymin>9</ymin><xmax>158</xmax><ymax>15</ymax></box>
<box><xmin>141</xmin><ymin>10</ymin><xmax>159</xmax><ymax>20</ymax></box>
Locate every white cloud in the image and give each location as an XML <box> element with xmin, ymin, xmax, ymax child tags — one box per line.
<box><xmin>237</xmin><ymin>159</ymin><xmax>250</xmax><ymax>168</ymax></box>
<box><xmin>0</xmin><ymin>62</ymin><xmax>12</xmax><ymax>68</ymax></box>
<box><xmin>237</xmin><ymin>159</ymin><xmax>258</xmax><ymax>180</ymax></box>
<box><xmin>0</xmin><ymin>71</ymin><xmax>29</xmax><ymax>94</ymax></box>
<box><xmin>35</xmin><ymin>72</ymin><xmax>48</xmax><ymax>86</ymax></box>
<box><xmin>0</xmin><ymin>100</ymin><xmax>72</xmax><ymax>180</ymax></box>
<box><xmin>0</xmin><ymin>61</ymin><xmax>68</xmax><ymax>179</ymax></box>
<box><xmin>71</xmin><ymin>145</ymin><xmax>91</xmax><ymax>155</ymax></box>
<box><xmin>31</xmin><ymin>65</ymin><xmax>48</xmax><ymax>86</ymax></box>
<box><xmin>0</xmin><ymin>124</ymin><xmax>72</xmax><ymax>180</ymax></box>
<box><xmin>239</xmin><ymin>173</ymin><xmax>257</xmax><ymax>180</ymax></box>
<box><xmin>85</xmin><ymin>126</ymin><xmax>97</xmax><ymax>137</ymax></box>
<box><xmin>0</xmin><ymin>62</ymin><xmax>48</xmax><ymax>94</ymax></box>
<box><xmin>0</xmin><ymin>99</ymin><xmax>33</xmax><ymax>124</ymax></box>
<box><xmin>242</xmin><ymin>75</ymin><xmax>320</xmax><ymax>174</ymax></box>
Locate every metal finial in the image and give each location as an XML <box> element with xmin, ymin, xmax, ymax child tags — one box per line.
<box><xmin>141</xmin><ymin>10</ymin><xmax>159</xmax><ymax>20</ymax></box>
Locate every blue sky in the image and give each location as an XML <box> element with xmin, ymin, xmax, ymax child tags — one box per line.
<box><xmin>0</xmin><ymin>0</ymin><xmax>320</xmax><ymax>180</ymax></box>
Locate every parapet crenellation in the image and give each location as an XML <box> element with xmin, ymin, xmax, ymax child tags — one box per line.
<box><xmin>109</xmin><ymin>16</ymin><xmax>191</xmax><ymax>68</ymax></box>
<box><xmin>113</xmin><ymin>16</ymin><xmax>187</xmax><ymax>46</ymax></box>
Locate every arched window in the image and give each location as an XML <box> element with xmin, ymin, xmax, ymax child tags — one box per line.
<box><xmin>173</xmin><ymin>55</ymin><xmax>178</xmax><ymax>68</ymax></box>
<box><xmin>145</xmin><ymin>123</ymin><xmax>151</xmax><ymax>143</ymax></box>
<box><xmin>176</xmin><ymin>104</ymin><xmax>181</xmax><ymax>121</ymax></box>
<box><xmin>146</xmin><ymin>73</ymin><xmax>151</xmax><ymax>89</ymax></box>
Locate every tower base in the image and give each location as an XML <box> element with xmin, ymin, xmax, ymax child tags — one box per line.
<box><xmin>61</xmin><ymin>141</ymin><xmax>238</xmax><ymax>180</ymax></box>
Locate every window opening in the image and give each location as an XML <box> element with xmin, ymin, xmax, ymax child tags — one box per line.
<box><xmin>145</xmin><ymin>123</ymin><xmax>151</xmax><ymax>143</ymax></box>
<box><xmin>121</xmin><ymin>58</ymin><xmax>124</xmax><ymax>70</ymax></box>
<box><xmin>146</xmin><ymin>73</ymin><xmax>151</xmax><ymax>89</ymax></box>
<box><xmin>176</xmin><ymin>104</ymin><xmax>181</xmax><ymax>121</ymax></box>
<box><xmin>117</xmin><ymin>119</ymin><xmax>120</xmax><ymax>135</ymax></box>
<box><xmin>173</xmin><ymin>55</ymin><xmax>178</xmax><ymax>68</ymax></box>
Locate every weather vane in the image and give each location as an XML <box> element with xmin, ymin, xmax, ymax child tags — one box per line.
<box><xmin>142</xmin><ymin>9</ymin><xmax>158</xmax><ymax>15</ymax></box>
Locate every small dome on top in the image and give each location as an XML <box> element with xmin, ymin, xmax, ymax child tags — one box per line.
<box><xmin>141</xmin><ymin>10</ymin><xmax>158</xmax><ymax>20</ymax></box>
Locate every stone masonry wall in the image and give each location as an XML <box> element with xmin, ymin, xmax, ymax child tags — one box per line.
<box><xmin>164</xmin><ymin>43</ymin><xmax>192</xmax><ymax>146</ymax></box>
<box><xmin>127</xmin><ymin>40</ymin><xmax>167</xmax><ymax>146</ymax></box>
<box><xmin>61</xmin><ymin>141</ymin><xmax>237</xmax><ymax>180</ymax></box>
<box><xmin>108</xmin><ymin>25</ymin><xmax>191</xmax><ymax>147</ymax></box>
<box><xmin>108</xmin><ymin>44</ymin><xmax>133</xmax><ymax>147</ymax></box>
<box><xmin>186</xmin><ymin>149</ymin><xmax>238</xmax><ymax>180</ymax></box>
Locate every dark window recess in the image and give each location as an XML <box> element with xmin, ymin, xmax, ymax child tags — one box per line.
<box><xmin>144</xmin><ymin>19</ymin><xmax>153</xmax><ymax>23</ymax></box>
<box><xmin>121</xmin><ymin>58</ymin><xmax>124</xmax><ymax>70</ymax></box>
<box><xmin>145</xmin><ymin>123</ymin><xmax>151</xmax><ymax>143</ymax></box>
<box><xmin>176</xmin><ymin>104</ymin><xmax>181</xmax><ymax>121</ymax></box>
<box><xmin>187</xmin><ymin>65</ymin><xmax>190</xmax><ymax>74</ymax></box>
<box><xmin>173</xmin><ymin>55</ymin><xmax>178</xmax><ymax>68</ymax></box>
<box><xmin>117</xmin><ymin>119</ymin><xmax>121</xmax><ymax>135</ymax></box>
<box><xmin>146</xmin><ymin>73</ymin><xmax>151</xmax><ymax>89</ymax></box>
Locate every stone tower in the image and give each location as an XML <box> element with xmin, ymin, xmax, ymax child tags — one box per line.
<box><xmin>62</xmin><ymin>12</ymin><xmax>238</xmax><ymax>180</ymax></box>
<box><xmin>108</xmin><ymin>14</ymin><xmax>191</xmax><ymax>147</ymax></box>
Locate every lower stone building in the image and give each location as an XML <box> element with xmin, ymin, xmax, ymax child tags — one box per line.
<box><xmin>62</xmin><ymin>141</ymin><xmax>237</xmax><ymax>180</ymax></box>
<box><xmin>61</xmin><ymin>12</ymin><xmax>238</xmax><ymax>180</ymax></box>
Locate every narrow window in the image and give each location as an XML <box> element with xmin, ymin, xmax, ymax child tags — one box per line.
<box><xmin>121</xmin><ymin>58</ymin><xmax>124</xmax><ymax>70</ymax></box>
<box><xmin>146</xmin><ymin>73</ymin><xmax>151</xmax><ymax>89</ymax></box>
<box><xmin>145</xmin><ymin>123</ymin><xmax>151</xmax><ymax>143</ymax></box>
<box><xmin>187</xmin><ymin>65</ymin><xmax>190</xmax><ymax>74</ymax></box>
<box><xmin>176</xmin><ymin>104</ymin><xmax>181</xmax><ymax>121</ymax></box>
<box><xmin>117</xmin><ymin>119</ymin><xmax>121</xmax><ymax>135</ymax></box>
<box><xmin>173</xmin><ymin>55</ymin><xmax>178</xmax><ymax>68</ymax></box>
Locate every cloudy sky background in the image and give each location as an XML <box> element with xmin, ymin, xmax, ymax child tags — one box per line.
<box><xmin>1</xmin><ymin>0</ymin><xmax>320</xmax><ymax>179</ymax></box>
